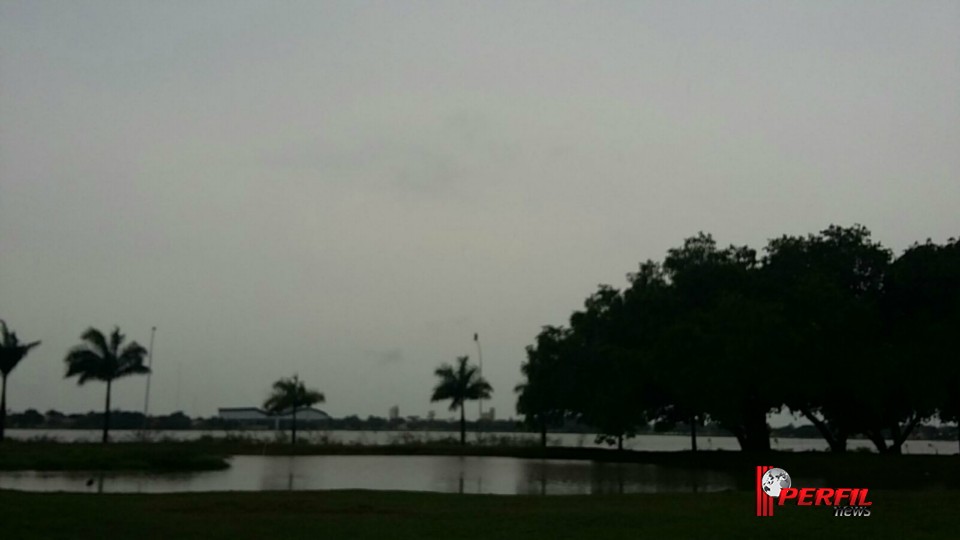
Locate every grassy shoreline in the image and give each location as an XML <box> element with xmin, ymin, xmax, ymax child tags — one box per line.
<box><xmin>2</xmin><ymin>489</ymin><xmax>958</xmax><ymax>539</ymax></box>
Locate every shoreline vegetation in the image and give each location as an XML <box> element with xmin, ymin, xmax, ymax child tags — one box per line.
<box><xmin>2</xmin><ymin>490</ymin><xmax>958</xmax><ymax>540</ymax></box>
<box><xmin>4</xmin><ymin>416</ymin><xmax>960</xmax><ymax>443</ymax></box>
<box><xmin>2</xmin><ymin>439</ymin><xmax>959</xmax><ymax>489</ymax></box>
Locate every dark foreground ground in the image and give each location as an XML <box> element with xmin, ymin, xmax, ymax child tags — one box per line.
<box><xmin>1</xmin><ymin>489</ymin><xmax>958</xmax><ymax>540</ymax></box>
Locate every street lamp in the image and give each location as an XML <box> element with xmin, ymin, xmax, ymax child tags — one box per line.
<box><xmin>142</xmin><ymin>326</ymin><xmax>157</xmax><ymax>433</ymax></box>
<box><xmin>474</xmin><ymin>333</ymin><xmax>483</xmax><ymax>442</ymax></box>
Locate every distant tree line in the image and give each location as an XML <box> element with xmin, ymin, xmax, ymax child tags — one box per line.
<box><xmin>5</xmin><ymin>407</ymin><xmax>960</xmax><ymax>443</ymax></box>
<box><xmin>6</xmin><ymin>409</ymin><xmax>192</xmax><ymax>430</ymax></box>
<box><xmin>515</xmin><ymin>225</ymin><xmax>960</xmax><ymax>453</ymax></box>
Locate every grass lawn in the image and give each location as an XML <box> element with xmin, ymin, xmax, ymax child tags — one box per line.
<box><xmin>1</xmin><ymin>489</ymin><xmax>958</xmax><ymax>540</ymax></box>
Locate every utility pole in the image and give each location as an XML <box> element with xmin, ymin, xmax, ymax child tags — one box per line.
<box><xmin>474</xmin><ymin>332</ymin><xmax>483</xmax><ymax>440</ymax></box>
<box><xmin>142</xmin><ymin>326</ymin><xmax>157</xmax><ymax>432</ymax></box>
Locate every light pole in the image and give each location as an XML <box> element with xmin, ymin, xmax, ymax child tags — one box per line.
<box><xmin>474</xmin><ymin>333</ymin><xmax>483</xmax><ymax>438</ymax></box>
<box><xmin>142</xmin><ymin>326</ymin><xmax>156</xmax><ymax>432</ymax></box>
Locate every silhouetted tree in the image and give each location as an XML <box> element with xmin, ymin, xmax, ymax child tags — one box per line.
<box><xmin>263</xmin><ymin>374</ymin><xmax>325</xmax><ymax>446</ymax></box>
<box><xmin>431</xmin><ymin>356</ymin><xmax>492</xmax><ymax>446</ymax></box>
<box><xmin>64</xmin><ymin>327</ymin><xmax>149</xmax><ymax>443</ymax></box>
<box><xmin>662</xmin><ymin>234</ymin><xmax>782</xmax><ymax>452</ymax></box>
<box><xmin>883</xmin><ymin>237</ymin><xmax>960</xmax><ymax>453</ymax></box>
<box><xmin>519</xmin><ymin>225</ymin><xmax>956</xmax><ymax>454</ymax></box>
<box><xmin>625</xmin><ymin>261</ymin><xmax>705</xmax><ymax>451</ymax></box>
<box><xmin>0</xmin><ymin>320</ymin><xmax>41</xmax><ymax>441</ymax></box>
<box><xmin>517</xmin><ymin>326</ymin><xmax>574</xmax><ymax>447</ymax></box>
<box><xmin>568</xmin><ymin>286</ymin><xmax>649</xmax><ymax>450</ymax></box>
<box><xmin>763</xmin><ymin>225</ymin><xmax>891</xmax><ymax>452</ymax></box>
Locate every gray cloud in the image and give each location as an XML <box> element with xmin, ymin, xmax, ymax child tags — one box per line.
<box><xmin>0</xmin><ymin>1</ymin><xmax>957</xmax><ymax>425</ymax></box>
<box><xmin>365</xmin><ymin>349</ymin><xmax>405</xmax><ymax>366</ymax></box>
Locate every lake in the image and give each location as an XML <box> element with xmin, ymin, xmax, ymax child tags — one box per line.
<box><xmin>3</xmin><ymin>429</ymin><xmax>952</xmax><ymax>495</ymax></box>
<box><xmin>0</xmin><ymin>455</ymin><xmax>757</xmax><ymax>495</ymax></box>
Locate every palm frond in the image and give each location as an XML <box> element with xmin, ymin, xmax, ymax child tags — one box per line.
<box><xmin>65</xmin><ymin>327</ymin><xmax>149</xmax><ymax>385</ymax></box>
<box><xmin>302</xmin><ymin>390</ymin><xmax>325</xmax><ymax>405</ymax></box>
<box><xmin>0</xmin><ymin>319</ymin><xmax>41</xmax><ymax>376</ymax></box>
<box><xmin>0</xmin><ymin>320</ymin><xmax>11</xmax><ymax>346</ymax></box>
<box><xmin>109</xmin><ymin>327</ymin><xmax>125</xmax><ymax>357</ymax></box>
<box><xmin>116</xmin><ymin>363</ymin><xmax>150</xmax><ymax>379</ymax></box>
<box><xmin>430</xmin><ymin>355</ymin><xmax>493</xmax><ymax>411</ymax></box>
<box><xmin>80</xmin><ymin>328</ymin><xmax>109</xmax><ymax>357</ymax></box>
<box><xmin>65</xmin><ymin>348</ymin><xmax>106</xmax><ymax>384</ymax></box>
<box><xmin>116</xmin><ymin>341</ymin><xmax>149</xmax><ymax>379</ymax></box>
<box><xmin>264</xmin><ymin>376</ymin><xmax>324</xmax><ymax>413</ymax></box>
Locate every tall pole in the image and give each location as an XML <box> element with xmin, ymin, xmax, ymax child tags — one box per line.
<box><xmin>142</xmin><ymin>326</ymin><xmax>156</xmax><ymax>431</ymax></box>
<box><xmin>474</xmin><ymin>332</ymin><xmax>483</xmax><ymax>424</ymax></box>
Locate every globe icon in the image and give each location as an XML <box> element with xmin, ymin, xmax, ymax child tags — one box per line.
<box><xmin>761</xmin><ymin>468</ymin><xmax>791</xmax><ymax>497</ymax></box>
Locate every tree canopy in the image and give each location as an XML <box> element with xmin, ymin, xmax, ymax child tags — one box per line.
<box><xmin>515</xmin><ymin>225</ymin><xmax>960</xmax><ymax>453</ymax></box>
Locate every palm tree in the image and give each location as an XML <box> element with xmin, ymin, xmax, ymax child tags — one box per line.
<box><xmin>263</xmin><ymin>374</ymin><xmax>325</xmax><ymax>446</ymax></box>
<box><xmin>431</xmin><ymin>355</ymin><xmax>492</xmax><ymax>446</ymax></box>
<box><xmin>64</xmin><ymin>327</ymin><xmax>150</xmax><ymax>443</ymax></box>
<box><xmin>0</xmin><ymin>320</ymin><xmax>41</xmax><ymax>442</ymax></box>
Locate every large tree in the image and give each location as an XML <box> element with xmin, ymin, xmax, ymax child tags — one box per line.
<box><xmin>0</xmin><ymin>320</ymin><xmax>41</xmax><ymax>442</ymax></box>
<box><xmin>763</xmin><ymin>225</ymin><xmax>893</xmax><ymax>452</ymax></box>
<box><xmin>431</xmin><ymin>356</ymin><xmax>492</xmax><ymax>446</ymax></box>
<box><xmin>663</xmin><ymin>233</ymin><xmax>781</xmax><ymax>452</ymax></box>
<box><xmin>263</xmin><ymin>374</ymin><xmax>325</xmax><ymax>446</ymax></box>
<box><xmin>519</xmin><ymin>225</ymin><xmax>952</xmax><ymax>455</ymax></box>
<box><xmin>883</xmin><ymin>238</ymin><xmax>960</xmax><ymax>453</ymax></box>
<box><xmin>567</xmin><ymin>286</ymin><xmax>650</xmax><ymax>451</ymax></box>
<box><xmin>64</xmin><ymin>327</ymin><xmax>149</xmax><ymax>443</ymax></box>
<box><xmin>516</xmin><ymin>326</ymin><xmax>574</xmax><ymax>447</ymax></box>
<box><xmin>624</xmin><ymin>261</ymin><xmax>705</xmax><ymax>451</ymax></box>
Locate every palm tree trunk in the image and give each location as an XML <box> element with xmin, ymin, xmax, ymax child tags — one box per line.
<box><xmin>0</xmin><ymin>374</ymin><xmax>7</xmax><ymax>442</ymax></box>
<box><xmin>102</xmin><ymin>380</ymin><xmax>112</xmax><ymax>444</ymax></box>
<box><xmin>690</xmin><ymin>415</ymin><xmax>697</xmax><ymax>452</ymax></box>
<box><xmin>540</xmin><ymin>420</ymin><xmax>547</xmax><ymax>448</ymax></box>
<box><xmin>617</xmin><ymin>434</ymin><xmax>623</xmax><ymax>451</ymax></box>
<box><xmin>292</xmin><ymin>407</ymin><xmax>297</xmax><ymax>446</ymax></box>
<box><xmin>460</xmin><ymin>404</ymin><xmax>466</xmax><ymax>446</ymax></box>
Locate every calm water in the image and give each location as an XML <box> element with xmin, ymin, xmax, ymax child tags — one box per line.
<box><xmin>0</xmin><ymin>455</ymin><xmax>751</xmax><ymax>495</ymax></box>
<box><xmin>6</xmin><ymin>429</ymin><xmax>958</xmax><ymax>454</ymax></box>
<box><xmin>3</xmin><ymin>430</ymin><xmax>951</xmax><ymax>494</ymax></box>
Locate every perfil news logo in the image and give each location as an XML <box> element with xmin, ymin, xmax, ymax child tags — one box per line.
<box><xmin>755</xmin><ymin>466</ymin><xmax>873</xmax><ymax>517</ymax></box>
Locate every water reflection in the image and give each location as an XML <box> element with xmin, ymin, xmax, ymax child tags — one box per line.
<box><xmin>511</xmin><ymin>460</ymin><xmax>733</xmax><ymax>495</ymax></box>
<box><xmin>6</xmin><ymin>429</ymin><xmax>957</xmax><ymax>455</ymax></box>
<box><xmin>0</xmin><ymin>455</ymin><xmax>740</xmax><ymax>495</ymax></box>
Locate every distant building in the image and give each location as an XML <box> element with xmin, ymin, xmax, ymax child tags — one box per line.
<box><xmin>218</xmin><ymin>407</ymin><xmax>270</xmax><ymax>425</ymax></box>
<box><xmin>481</xmin><ymin>407</ymin><xmax>496</xmax><ymax>421</ymax></box>
<box><xmin>218</xmin><ymin>407</ymin><xmax>330</xmax><ymax>429</ymax></box>
<box><xmin>389</xmin><ymin>405</ymin><xmax>400</xmax><ymax>421</ymax></box>
<box><xmin>427</xmin><ymin>411</ymin><xmax>436</xmax><ymax>421</ymax></box>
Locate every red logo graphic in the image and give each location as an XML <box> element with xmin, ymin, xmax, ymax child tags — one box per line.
<box><xmin>755</xmin><ymin>465</ymin><xmax>873</xmax><ymax>518</ymax></box>
<box><xmin>756</xmin><ymin>465</ymin><xmax>776</xmax><ymax>516</ymax></box>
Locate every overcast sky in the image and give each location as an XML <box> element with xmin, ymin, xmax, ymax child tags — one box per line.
<box><xmin>1</xmin><ymin>1</ymin><xmax>958</xmax><ymax>425</ymax></box>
